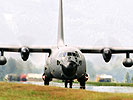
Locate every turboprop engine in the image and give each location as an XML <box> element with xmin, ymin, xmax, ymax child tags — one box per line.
<box><xmin>102</xmin><ymin>48</ymin><xmax>112</xmax><ymax>63</ymax></box>
<box><xmin>21</xmin><ymin>47</ymin><xmax>30</xmax><ymax>61</ymax></box>
<box><xmin>122</xmin><ymin>52</ymin><xmax>133</xmax><ymax>67</ymax></box>
<box><xmin>0</xmin><ymin>56</ymin><xmax>7</xmax><ymax>65</ymax></box>
<box><xmin>123</xmin><ymin>58</ymin><xmax>133</xmax><ymax>67</ymax></box>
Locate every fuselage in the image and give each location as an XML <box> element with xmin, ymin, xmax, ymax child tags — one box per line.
<box><xmin>44</xmin><ymin>46</ymin><xmax>86</xmax><ymax>80</ymax></box>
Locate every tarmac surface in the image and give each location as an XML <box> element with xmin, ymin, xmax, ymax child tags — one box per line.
<box><xmin>22</xmin><ymin>81</ymin><xmax>133</xmax><ymax>93</ymax></box>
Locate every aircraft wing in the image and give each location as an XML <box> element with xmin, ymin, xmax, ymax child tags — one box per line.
<box><xmin>78</xmin><ymin>46</ymin><xmax>133</xmax><ymax>54</ymax></box>
<box><xmin>0</xmin><ymin>45</ymin><xmax>54</xmax><ymax>64</ymax></box>
<box><xmin>77</xmin><ymin>46</ymin><xmax>133</xmax><ymax>67</ymax></box>
<box><xmin>0</xmin><ymin>46</ymin><xmax>53</xmax><ymax>53</ymax></box>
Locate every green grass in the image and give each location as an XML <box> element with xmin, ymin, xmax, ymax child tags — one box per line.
<box><xmin>0</xmin><ymin>82</ymin><xmax>133</xmax><ymax>100</ymax></box>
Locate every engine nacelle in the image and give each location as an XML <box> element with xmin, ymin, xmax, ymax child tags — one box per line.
<box><xmin>21</xmin><ymin>47</ymin><xmax>30</xmax><ymax>61</ymax></box>
<box><xmin>102</xmin><ymin>48</ymin><xmax>112</xmax><ymax>63</ymax></box>
<box><xmin>123</xmin><ymin>58</ymin><xmax>133</xmax><ymax>67</ymax></box>
<box><xmin>0</xmin><ymin>56</ymin><xmax>7</xmax><ymax>65</ymax></box>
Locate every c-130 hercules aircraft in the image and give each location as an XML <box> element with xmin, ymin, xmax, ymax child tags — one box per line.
<box><xmin>0</xmin><ymin>0</ymin><xmax>133</xmax><ymax>89</ymax></box>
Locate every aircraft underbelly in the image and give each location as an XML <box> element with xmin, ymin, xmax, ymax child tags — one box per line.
<box><xmin>52</xmin><ymin>64</ymin><xmax>86</xmax><ymax>80</ymax></box>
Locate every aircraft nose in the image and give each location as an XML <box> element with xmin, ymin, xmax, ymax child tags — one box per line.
<box><xmin>61</xmin><ymin>61</ymin><xmax>78</xmax><ymax>77</ymax></box>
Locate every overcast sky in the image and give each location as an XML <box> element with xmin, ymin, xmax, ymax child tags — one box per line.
<box><xmin>0</xmin><ymin>0</ymin><xmax>133</xmax><ymax>70</ymax></box>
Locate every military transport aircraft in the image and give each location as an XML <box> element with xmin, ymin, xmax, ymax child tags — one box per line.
<box><xmin>0</xmin><ymin>0</ymin><xmax>133</xmax><ymax>89</ymax></box>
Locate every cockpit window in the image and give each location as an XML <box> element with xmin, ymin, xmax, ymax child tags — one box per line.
<box><xmin>59</xmin><ymin>52</ymin><xmax>80</xmax><ymax>57</ymax></box>
<box><xmin>67</xmin><ymin>52</ymin><xmax>72</xmax><ymax>56</ymax></box>
<box><xmin>72</xmin><ymin>53</ymin><xmax>76</xmax><ymax>56</ymax></box>
<box><xmin>67</xmin><ymin>52</ymin><xmax>77</xmax><ymax>57</ymax></box>
<box><xmin>58</xmin><ymin>52</ymin><xmax>66</xmax><ymax>57</ymax></box>
<box><xmin>63</xmin><ymin>52</ymin><xmax>66</xmax><ymax>57</ymax></box>
<box><xmin>75</xmin><ymin>53</ymin><xmax>79</xmax><ymax>57</ymax></box>
<box><xmin>75</xmin><ymin>51</ymin><xmax>80</xmax><ymax>57</ymax></box>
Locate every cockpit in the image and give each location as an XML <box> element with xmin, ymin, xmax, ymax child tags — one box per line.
<box><xmin>58</xmin><ymin>51</ymin><xmax>80</xmax><ymax>58</ymax></box>
<box><xmin>57</xmin><ymin>50</ymin><xmax>83</xmax><ymax>77</ymax></box>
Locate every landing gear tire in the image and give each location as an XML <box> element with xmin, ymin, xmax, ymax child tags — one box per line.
<box><xmin>64</xmin><ymin>80</ymin><xmax>73</xmax><ymax>88</ymax></box>
<box><xmin>44</xmin><ymin>79</ymin><xmax>49</xmax><ymax>85</ymax></box>
<box><xmin>65</xmin><ymin>80</ymin><xmax>68</xmax><ymax>88</ymax></box>
<box><xmin>69</xmin><ymin>81</ymin><xmax>72</xmax><ymax>88</ymax></box>
<box><xmin>80</xmin><ymin>81</ymin><xmax>85</xmax><ymax>89</ymax></box>
<box><xmin>42</xmin><ymin>74</ymin><xmax>50</xmax><ymax>85</ymax></box>
<box><xmin>78</xmin><ymin>74</ymin><xmax>88</xmax><ymax>89</ymax></box>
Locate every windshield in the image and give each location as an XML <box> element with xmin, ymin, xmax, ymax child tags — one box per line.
<box><xmin>58</xmin><ymin>52</ymin><xmax>66</xmax><ymax>57</ymax></box>
<box><xmin>67</xmin><ymin>52</ymin><xmax>79</xmax><ymax>57</ymax></box>
<box><xmin>58</xmin><ymin>52</ymin><xmax>80</xmax><ymax>57</ymax></box>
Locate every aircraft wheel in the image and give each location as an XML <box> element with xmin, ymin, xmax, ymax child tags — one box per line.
<box><xmin>44</xmin><ymin>77</ymin><xmax>50</xmax><ymax>85</ymax></box>
<box><xmin>78</xmin><ymin>75</ymin><xmax>87</xmax><ymax>89</ymax></box>
<box><xmin>80</xmin><ymin>81</ymin><xmax>85</xmax><ymax>89</ymax></box>
<box><xmin>69</xmin><ymin>81</ymin><xmax>73</xmax><ymax>88</ymax></box>
<box><xmin>42</xmin><ymin>74</ymin><xmax>50</xmax><ymax>85</ymax></box>
<box><xmin>64</xmin><ymin>80</ymin><xmax>73</xmax><ymax>88</ymax></box>
<box><xmin>65</xmin><ymin>80</ymin><xmax>68</xmax><ymax>88</ymax></box>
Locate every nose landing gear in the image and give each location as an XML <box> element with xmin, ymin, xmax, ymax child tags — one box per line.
<box><xmin>64</xmin><ymin>80</ymin><xmax>73</xmax><ymax>88</ymax></box>
<box><xmin>64</xmin><ymin>74</ymin><xmax>88</xmax><ymax>89</ymax></box>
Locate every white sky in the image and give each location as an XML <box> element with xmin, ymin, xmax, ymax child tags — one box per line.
<box><xmin>0</xmin><ymin>0</ymin><xmax>133</xmax><ymax>70</ymax></box>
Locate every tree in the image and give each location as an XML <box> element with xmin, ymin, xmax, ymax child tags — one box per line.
<box><xmin>124</xmin><ymin>72</ymin><xmax>130</xmax><ymax>83</ymax></box>
<box><xmin>131</xmin><ymin>76</ymin><xmax>133</xmax><ymax>83</ymax></box>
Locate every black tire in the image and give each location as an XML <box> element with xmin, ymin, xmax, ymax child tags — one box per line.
<box><xmin>44</xmin><ymin>77</ymin><xmax>50</xmax><ymax>85</ymax></box>
<box><xmin>64</xmin><ymin>80</ymin><xmax>73</xmax><ymax>88</ymax></box>
<box><xmin>78</xmin><ymin>75</ymin><xmax>86</xmax><ymax>89</ymax></box>
<box><xmin>69</xmin><ymin>81</ymin><xmax>73</xmax><ymax>88</ymax></box>
<box><xmin>80</xmin><ymin>81</ymin><xmax>85</xmax><ymax>89</ymax></box>
<box><xmin>65</xmin><ymin>80</ymin><xmax>68</xmax><ymax>88</ymax></box>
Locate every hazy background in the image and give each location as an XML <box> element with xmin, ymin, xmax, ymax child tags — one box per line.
<box><xmin>0</xmin><ymin>0</ymin><xmax>133</xmax><ymax>82</ymax></box>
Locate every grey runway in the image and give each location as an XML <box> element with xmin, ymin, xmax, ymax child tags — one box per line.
<box><xmin>21</xmin><ymin>81</ymin><xmax>133</xmax><ymax>93</ymax></box>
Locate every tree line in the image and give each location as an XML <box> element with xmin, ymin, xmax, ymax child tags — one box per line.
<box><xmin>0</xmin><ymin>57</ymin><xmax>43</xmax><ymax>81</ymax></box>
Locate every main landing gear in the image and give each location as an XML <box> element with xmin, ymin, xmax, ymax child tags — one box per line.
<box><xmin>42</xmin><ymin>73</ymin><xmax>88</xmax><ymax>90</ymax></box>
<box><xmin>78</xmin><ymin>74</ymin><xmax>88</xmax><ymax>89</ymax></box>
<box><xmin>42</xmin><ymin>73</ymin><xmax>51</xmax><ymax>85</ymax></box>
